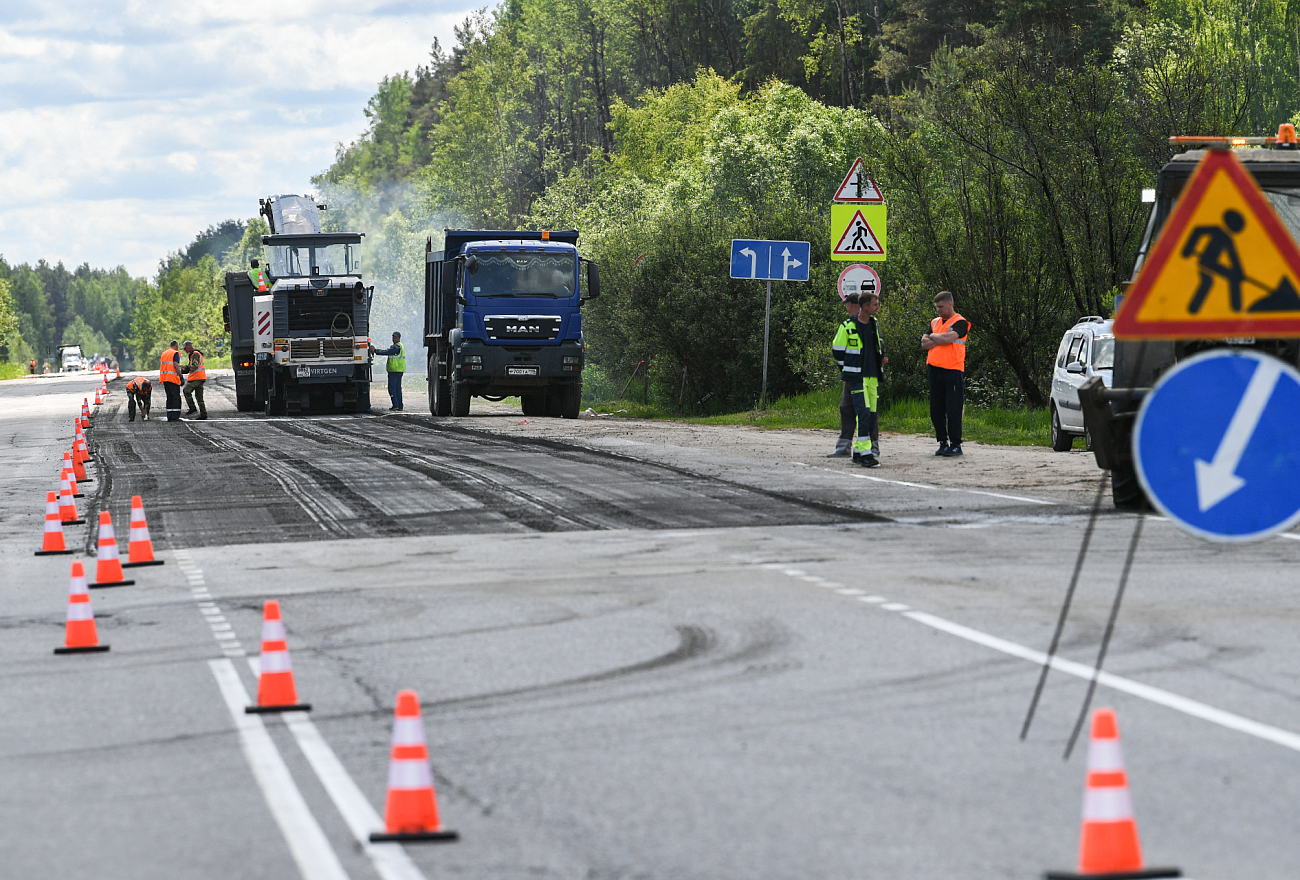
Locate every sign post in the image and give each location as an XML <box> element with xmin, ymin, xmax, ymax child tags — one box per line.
<box><xmin>730</xmin><ymin>239</ymin><xmax>811</xmax><ymax>407</ymax></box>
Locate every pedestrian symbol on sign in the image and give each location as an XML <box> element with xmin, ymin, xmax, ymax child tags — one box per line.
<box><xmin>831</xmin><ymin>208</ymin><xmax>885</xmax><ymax>257</ymax></box>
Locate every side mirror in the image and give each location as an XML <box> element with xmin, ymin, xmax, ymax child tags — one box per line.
<box><xmin>222</xmin><ymin>305</ymin><xmax>230</xmax><ymax>334</ymax></box>
<box><xmin>465</xmin><ymin>254</ymin><xmax>479</xmax><ymax>274</ymax></box>
<box><xmin>1066</xmin><ymin>361</ymin><xmax>1085</xmax><ymax>374</ymax></box>
<box><xmin>585</xmin><ymin>262</ymin><xmax>600</xmax><ymax>301</ymax></box>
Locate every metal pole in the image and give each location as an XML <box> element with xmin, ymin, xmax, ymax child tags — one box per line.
<box><xmin>761</xmin><ymin>279</ymin><xmax>772</xmax><ymax>409</ymax></box>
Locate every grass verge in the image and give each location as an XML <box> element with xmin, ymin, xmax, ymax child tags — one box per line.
<box><xmin>587</xmin><ymin>388</ymin><xmax>1051</xmax><ymax>447</ymax></box>
<box><xmin>0</xmin><ymin>363</ymin><xmax>27</xmax><ymax>380</ymax></box>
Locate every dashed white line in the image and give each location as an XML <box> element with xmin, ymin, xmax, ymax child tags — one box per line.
<box><xmin>880</xmin><ymin>602</ymin><xmax>910</xmax><ymax>611</ymax></box>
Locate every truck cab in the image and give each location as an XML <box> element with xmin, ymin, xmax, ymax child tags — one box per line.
<box><xmin>1081</xmin><ymin>125</ymin><xmax>1300</xmax><ymax>507</ymax></box>
<box><xmin>59</xmin><ymin>345</ymin><xmax>84</xmax><ymax>372</ymax></box>
<box><xmin>425</xmin><ymin>230</ymin><xmax>598</xmax><ymax>418</ymax></box>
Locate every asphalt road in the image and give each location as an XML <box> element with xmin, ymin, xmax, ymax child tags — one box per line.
<box><xmin>3</xmin><ymin>371</ymin><xmax>1299</xmax><ymax>879</ymax></box>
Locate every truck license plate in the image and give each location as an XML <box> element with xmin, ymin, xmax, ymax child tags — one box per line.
<box><xmin>506</xmin><ymin>366</ymin><xmax>540</xmax><ymax>376</ymax></box>
<box><xmin>296</xmin><ymin>366</ymin><xmax>312</xmax><ymax>378</ymax></box>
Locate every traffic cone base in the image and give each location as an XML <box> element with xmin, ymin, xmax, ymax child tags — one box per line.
<box><xmin>88</xmin><ymin>579</ymin><xmax>135</xmax><ymax>589</ymax></box>
<box><xmin>244</xmin><ymin>702</ymin><xmax>312</xmax><ymax>714</ymax></box>
<box><xmin>1044</xmin><ymin>869</ymin><xmax>1180</xmax><ymax>879</ymax></box>
<box><xmin>35</xmin><ymin>549</ymin><xmax>75</xmax><ymax>556</ymax></box>
<box><xmin>122</xmin><ymin>559</ymin><xmax>164</xmax><ymax>568</ymax></box>
<box><xmin>54</xmin><ymin>645</ymin><xmax>111</xmax><ymax>655</ymax></box>
<box><xmin>368</xmin><ymin>829</ymin><xmax>459</xmax><ymax>844</ymax></box>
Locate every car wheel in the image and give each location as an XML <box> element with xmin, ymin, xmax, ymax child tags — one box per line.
<box><xmin>1050</xmin><ymin>404</ymin><xmax>1074</xmax><ymax>452</ymax></box>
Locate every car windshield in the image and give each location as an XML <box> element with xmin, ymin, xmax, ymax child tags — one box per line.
<box><xmin>267</xmin><ymin>243</ymin><xmax>359</xmax><ymax>277</ymax></box>
<box><xmin>1092</xmin><ymin>336</ymin><xmax>1114</xmax><ymax>370</ymax></box>
<box><xmin>1263</xmin><ymin>187</ymin><xmax>1300</xmax><ymax>240</ymax></box>
<box><xmin>467</xmin><ymin>252</ymin><xmax>575</xmax><ymax>298</ymax></box>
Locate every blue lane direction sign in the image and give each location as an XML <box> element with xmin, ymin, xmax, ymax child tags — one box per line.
<box><xmin>730</xmin><ymin>240</ymin><xmax>810</xmax><ymax>281</ymax></box>
<box><xmin>1134</xmin><ymin>349</ymin><xmax>1300</xmax><ymax>541</ymax></box>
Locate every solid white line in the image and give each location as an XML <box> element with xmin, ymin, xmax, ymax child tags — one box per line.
<box><xmin>903</xmin><ymin>611</ymin><xmax>1300</xmax><ymax>753</ymax></box>
<box><xmin>811</xmin><ymin>464</ymin><xmax>1058</xmax><ymax>506</ymax></box>
<box><xmin>208</xmin><ymin>659</ymin><xmax>352</xmax><ymax>880</ymax></box>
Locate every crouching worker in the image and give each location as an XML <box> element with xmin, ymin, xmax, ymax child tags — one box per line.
<box><xmin>125</xmin><ymin>376</ymin><xmax>153</xmax><ymax>422</ymax></box>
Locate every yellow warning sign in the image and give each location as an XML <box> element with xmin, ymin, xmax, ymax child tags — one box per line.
<box><xmin>831</xmin><ymin>204</ymin><xmax>887</xmax><ymax>261</ymax></box>
<box><xmin>1115</xmin><ymin>149</ymin><xmax>1300</xmax><ymax>339</ymax></box>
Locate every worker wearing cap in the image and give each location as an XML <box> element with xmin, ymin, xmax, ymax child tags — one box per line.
<box><xmin>828</xmin><ymin>293</ymin><xmax>861</xmax><ymax>458</ymax></box>
<box><xmin>830</xmin><ymin>294</ymin><xmax>876</xmax><ymax>467</ymax></box>
<box><xmin>182</xmin><ymin>340</ymin><xmax>207</xmax><ymax>420</ymax></box>
<box><xmin>370</xmin><ymin>331</ymin><xmax>405</xmax><ymax>411</ymax></box>
<box><xmin>125</xmin><ymin>375</ymin><xmax>153</xmax><ymax>421</ymax></box>
<box><xmin>856</xmin><ymin>291</ymin><xmax>887</xmax><ymax>461</ymax></box>
<box><xmin>159</xmin><ymin>340</ymin><xmax>184</xmax><ymax>421</ymax></box>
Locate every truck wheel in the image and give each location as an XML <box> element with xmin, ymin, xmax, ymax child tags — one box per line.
<box><xmin>354</xmin><ymin>386</ymin><xmax>371</xmax><ymax>413</ymax></box>
<box><xmin>560</xmin><ymin>383</ymin><xmax>581</xmax><ymax>419</ymax></box>
<box><xmin>1050</xmin><ymin>404</ymin><xmax>1073</xmax><ymax>452</ymax></box>
<box><xmin>521</xmin><ymin>393</ymin><xmax>543</xmax><ymax>416</ymax></box>
<box><xmin>544</xmin><ymin>391</ymin><xmax>563</xmax><ymax>418</ymax></box>
<box><xmin>429</xmin><ymin>353</ymin><xmax>451</xmax><ymax>417</ymax></box>
<box><xmin>1111</xmin><ymin>459</ymin><xmax>1152</xmax><ymax>510</ymax></box>
<box><xmin>451</xmin><ymin>381</ymin><xmax>471</xmax><ymax>416</ymax></box>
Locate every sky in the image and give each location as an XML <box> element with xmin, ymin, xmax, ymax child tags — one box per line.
<box><xmin>0</xmin><ymin>1</ymin><xmax>471</xmax><ymax>278</ymax></box>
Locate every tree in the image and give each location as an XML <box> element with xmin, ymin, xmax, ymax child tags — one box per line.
<box><xmin>0</xmin><ymin>277</ymin><xmax>21</xmax><ymax>362</ymax></box>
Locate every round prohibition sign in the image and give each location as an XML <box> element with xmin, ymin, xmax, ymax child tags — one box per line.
<box><xmin>1134</xmin><ymin>348</ymin><xmax>1300</xmax><ymax>542</ymax></box>
<box><xmin>836</xmin><ymin>264</ymin><xmax>881</xmax><ymax>301</ymax></box>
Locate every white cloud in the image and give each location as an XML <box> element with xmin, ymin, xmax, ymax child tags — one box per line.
<box><xmin>0</xmin><ymin>0</ymin><xmax>474</xmax><ymax>276</ymax></box>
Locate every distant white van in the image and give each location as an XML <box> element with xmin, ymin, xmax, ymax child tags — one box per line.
<box><xmin>60</xmin><ymin>345</ymin><xmax>84</xmax><ymax>372</ymax></box>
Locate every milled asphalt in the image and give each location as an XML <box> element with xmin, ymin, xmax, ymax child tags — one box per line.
<box><xmin>2</xmin><ymin>371</ymin><xmax>1298</xmax><ymax>879</ymax></box>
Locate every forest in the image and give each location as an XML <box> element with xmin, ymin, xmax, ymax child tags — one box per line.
<box><xmin>4</xmin><ymin>0</ymin><xmax>1299</xmax><ymax>405</ymax></box>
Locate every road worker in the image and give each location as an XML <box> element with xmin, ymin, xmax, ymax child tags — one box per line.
<box><xmin>830</xmin><ymin>294</ymin><xmax>876</xmax><ymax>466</ymax></box>
<box><xmin>856</xmin><ymin>291</ymin><xmax>887</xmax><ymax>461</ymax></box>
<box><xmin>921</xmin><ymin>290</ymin><xmax>970</xmax><ymax>456</ymax></box>
<box><xmin>125</xmin><ymin>375</ymin><xmax>153</xmax><ymax>421</ymax></box>
<box><xmin>828</xmin><ymin>293</ymin><xmax>861</xmax><ymax>458</ymax></box>
<box><xmin>182</xmin><ymin>340</ymin><xmax>207</xmax><ymax>420</ymax></box>
<box><xmin>159</xmin><ymin>340</ymin><xmax>183</xmax><ymax>422</ymax></box>
<box><xmin>248</xmin><ymin>259</ymin><xmax>269</xmax><ymax>291</ymax></box>
<box><xmin>370</xmin><ymin>331</ymin><xmax>406</xmax><ymax>411</ymax></box>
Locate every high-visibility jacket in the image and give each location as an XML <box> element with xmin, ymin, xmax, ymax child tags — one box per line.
<box><xmin>926</xmin><ymin>312</ymin><xmax>970</xmax><ymax>371</ymax></box>
<box><xmin>159</xmin><ymin>348</ymin><xmax>182</xmax><ymax>384</ymax></box>
<box><xmin>385</xmin><ymin>342</ymin><xmax>406</xmax><ymax>373</ymax></box>
<box><xmin>831</xmin><ymin>318</ymin><xmax>863</xmax><ymax>383</ymax></box>
<box><xmin>248</xmin><ymin>266</ymin><xmax>268</xmax><ymax>291</ymax></box>
<box><xmin>187</xmin><ymin>350</ymin><xmax>206</xmax><ymax>381</ymax></box>
<box><xmin>126</xmin><ymin>377</ymin><xmax>152</xmax><ymax>395</ymax></box>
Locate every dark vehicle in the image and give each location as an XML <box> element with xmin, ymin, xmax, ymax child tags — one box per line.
<box><xmin>223</xmin><ymin>195</ymin><xmax>374</xmax><ymax>415</ymax></box>
<box><xmin>423</xmin><ymin>230</ymin><xmax>599</xmax><ymax>418</ymax></box>
<box><xmin>1081</xmin><ymin>125</ymin><xmax>1300</xmax><ymax>507</ymax></box>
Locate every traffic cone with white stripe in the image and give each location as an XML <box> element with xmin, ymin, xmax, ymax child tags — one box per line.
<box><xmin>75</xmin><ymin>420</ymin><xmax>93</xmax><ymax>464</ymax></box>
<box><xmin>60</xmin><ymin>452</ymin><xmax>83</xmax><ymax>498</ymax></box>
<box><xmin>88</xmin><ymin>511</ymin><xmax>134</xmax><ymax>589</ymax></box>
<box><xmin>245</xmin><ymin>600</ymin><xmax>311</xmax><ymax>713</ymax></box>
<box><xmin>369</xmin><ymin>690</ymin><xmax>458</xmax><ymax>843</ymax></box>
<box><xmin>35</xmin><ymin>491</ymin><xmax>74</xmax><ymax>555</ymax></box>
<box><xmin>1046</xmin><ymin>709</ymin><xmax>1180</xmax><ymax>879</ymax></box>
<box><xmin>54</xmin><ymin>562</ymin><xmax>110</xmax><ymax>654</ymax></box>
<box><xmin>80</xmin><ymin>398</ymin><xmax>91</xmax><ymax>429</ymax></box>
<box><xmin>71</xmin><ymin>442</ymin><xmax>89</xmax><ymax>482</ymax></box>
<box><xmin>58</xmin><ymin>473</ymin><xmax>84</xmax><ymax>525</ymax></box>
<box><xmin>121</xmin><ymin>495</ymin><xmax>163</xmax><ymax>567</ymax></box>
<box><xmin>94</xmin><ymin>387</ymin><xmax>102</xmax><ymax>406</ymax></box>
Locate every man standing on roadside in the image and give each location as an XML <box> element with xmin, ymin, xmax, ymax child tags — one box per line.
<box><xmin>828</xmin><ymin>293</ymin><xmax>861</xmax><ymax>458</ymax></box>
<box><xmin>830</xmin><ymin>294</ymin><xmax>876</xmax><ymax>467</ymax></box>
<box><xmin>371</xmin><ymin>331</ymin><xmax>406</xmax><ymax>411</ymax></box>
<box><xmin>857</xmin><ymin>291</ymin><xmax>887</xmax><ymax>461</ymax></box>
<box><xmin>920</xmin><ymin>290</ymin><xmax>970</xmax><ymax>456</ymax></box>
<box><xmin>159</xmin><ymin>340</ymin><xmax>184</xmax><ymax>422</ymax></box>
<box><xmin>182</xmin><ymin>340</ymin><xmax>207</xmax><ymax>420</ymax></box>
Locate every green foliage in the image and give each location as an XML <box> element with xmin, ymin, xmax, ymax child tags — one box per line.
<box><xmin>0</xmin><ymin>277</ymin><xmax>21</xmax><ymax>362</ymax></box>
<box><xmin>221</xmin><ymin>217</ymin><xmax>272</xmax><ymax>273</ymax></box>
<box><xmin>126</xmin><ymin>255</ymin><xmax>226</xmax><ymax>370</ymax></box>
<box><xmin>177</xmin><ymin>220</ymin><xmax>246</xmax><ymax>269</ymax></box>
<box><xmin>60</xmin><ymin>316</ymin><xmax>111</xmax><ymax>358</ymax></box>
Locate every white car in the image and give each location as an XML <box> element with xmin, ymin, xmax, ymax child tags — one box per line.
<box><xmin>1049</xmin><ymin>317</ymin><xmax>1114</xmax><ymax>451</ymax></box>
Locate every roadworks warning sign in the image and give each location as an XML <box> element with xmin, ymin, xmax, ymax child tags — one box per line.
<box><xmin>833</xmin><ymin>158</ymin><xmax>884</xmax><ymax>203</ymax></box>
<box><xmin>1116</xmin><ymin>149</ymin><xmax>1300</xmax><ymax>339</ymax></box>
<box><xmin>831</xmin><ymin>204</ymin><xmax>887</xmax><ymax>261</ymax></box>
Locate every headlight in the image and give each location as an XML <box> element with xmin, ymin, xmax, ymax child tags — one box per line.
<box><xmin>562</xmin><ymin>356</ymin><xmax>581</xmax><ymax>364</ymax></box>
<box><xmin>465</xmin><ymin>355</ymin><xmax>482</xmax><ymax>364</ymax></box>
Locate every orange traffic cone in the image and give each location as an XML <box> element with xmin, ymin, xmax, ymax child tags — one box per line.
<box><xmin>116</xmin><ymin>364</ymin><xmax>121</xmax><ymax>379</ymax></box>
<box><xmin>57</xmin><ymin>473</ymin><xmax>84</xmax><ymax>525</ymax></box>
<box><xmin>54</xmin><ymin>562</ymin><xmax>110</xmax><ymax>654</ymax></box>
<box><xmin>71</xmin><ymin>443</ymin><xmax>90</xmax><ymax>481</ymax></box>
<box><xmin>94</xmin><ymin>387</ymin><xmax>102</xmax><ymax>405</ymax></box>
<box><xmin>122</xmin><ymin>495</ymin><xmax>163</xmax><ymax>567</ymax></box>
<box><xmin>80</xmin><ymin>398</ymin><xmax>91</xmax><ymax>429</ymax></box>
<box><xmin>1046</xmin><ymin>709</ymin><xmax>1180</xmax><ymax>879</ymax></box>
<box><xmin>245</xmin><ymin>601</ymin><xmax>311</xmax><ymax>713</ymax></box>
<box><xmin>35</xmin><ymin>491</ymin><xmax>74</xmax><ymax>556</ymax></box>
<box><xmin>75</xmin><ymin>421</ymin><xmax>93</xmax><ymax>464</ymax></box>
<box><xmin>369</xmin><ymin>690</ymin><xmax>459</xmax><ymax>843</ymax></box>
<box><xmin>88</xmin><ymin>511</ymin><xmax>134</xmax><ymax>589</ymax></box>
<box><xmin>60</xmin><ymin>453</ymin><xmax>83</xmax><ymax>498</ymax></box>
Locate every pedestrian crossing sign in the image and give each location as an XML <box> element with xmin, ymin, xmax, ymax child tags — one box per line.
<box><xmin>1115</xmin><ymin>148</ymin><xmax>1300</xmax><ymax>339</ymax></box>
<box><xmin>831</xmin><ymin>204</ymin><xmax>887</xmax><ymax>261</ymax></box>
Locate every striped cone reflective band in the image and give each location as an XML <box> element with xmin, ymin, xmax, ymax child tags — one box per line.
<box><xmin>369</xmin><ymin>690</ymin><xmax>457</xmax><ymax>842</ymax></box>
<box><xmin>36</xmin><ymin>491</ymin><xmax>72</xmax><ymax>555</ymax></box>
<box><xmin>58</xmin><ymin>473</ymin><xmax>81</xmax><ymax>524</ymax></box>
<box><xmin>89</xmin><ymin>511</ymin><xmax>133</xmax><ymax>588</ymax></box>
<box><xmin>54</xmin><ymin>562</ymin><xmax>109</xmax><ymax>654</ymax></box>
<box><xmin>60</xmin><ymin>453</ymin><xmax>81</xmax><ymax>498</ymax></box>
<box><xmin>247</xmin><ymin>600</ymin><xmax>310</xmax><ymax>712</ymax></box>
<box><xmin>123</xmin><ymin>495</ymin><xmax>162</xmax><ymax>566</ymax></box>
<box><xmin>94</xmin><ymin>388</ymin><xmax>102</xmax><ymax>405</ymax></box>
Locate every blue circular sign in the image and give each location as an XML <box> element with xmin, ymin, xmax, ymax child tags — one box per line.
<box><xmin>1135</xmin><ymin>349</ymin><xmax>1300</xmax><ymax>542</ymax></box>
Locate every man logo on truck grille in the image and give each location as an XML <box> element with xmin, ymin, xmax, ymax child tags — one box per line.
<box><xmin>506</xmin><ymin>324</ymin><xmax>540</xmax><ymax>334</ymax></box>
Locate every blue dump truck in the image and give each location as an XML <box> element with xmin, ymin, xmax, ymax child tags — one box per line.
<box><xmin>423</xmin><ymin>230</ymin><xmax>599</xmax><ymax>418</ymax></box>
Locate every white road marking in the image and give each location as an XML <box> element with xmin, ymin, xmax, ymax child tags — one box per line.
<box><xmin>881</xmin><ymin>603</ymin><xmax>910</xmax><ymax>611</ymax></box>
<box><xmin>835</xmin><ymin>588</ymin><xmax>865</xmax><ymax>595</ymax></box>
<box><xmin>905</xmin><ymin>611</ymin><xmax>1300</xmax><ymax>753</ymax></box>
<box><xmin>858</xmin><ymin>596</ymin><xmax>887</xmax><ymax>603</ymax></box>
<box><xmin>208</xmin><ymin>659</ymin><xmax>352</xmax><ymax>880</ymax></box>
<box><xmin>808</xmin><ymin>464</ymin><xmax>1057</xmax><ymax>506</ymax></box>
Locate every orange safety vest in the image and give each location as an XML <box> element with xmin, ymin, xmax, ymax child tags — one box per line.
<box><xmin>126</xmin><ymin>377</ymin><xmax>151</xmax><ymax>395</ymax></box>
<box><xmin>159</xmin><ymin>348</ymin><xmax>182</xmax><ymax>384</ymax></box>
<box><xmin>187</xmin><ymin>350</ymin><xmax>206</xmax><ymax>381</ymax></box>
<box><xmin>926</xmin><ymin>312</ymin><xmax>970</xmax><ymax>371</ymax></box>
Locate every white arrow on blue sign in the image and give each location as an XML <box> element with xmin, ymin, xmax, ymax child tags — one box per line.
<box><xmin>1134</xmin><ymin>349</ymin><xmax>1300</xmax><ymax>542</ymax></box>
<box><xmin>730</xmin><ymin>240</ymin><xmax>810</xmax><ymax>282</ymax></box>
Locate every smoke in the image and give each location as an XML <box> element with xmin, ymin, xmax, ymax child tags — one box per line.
<box><xmin>314</xmin><ymin>178</ymin><xmax>464</xmax><ymax>372</ymax></box>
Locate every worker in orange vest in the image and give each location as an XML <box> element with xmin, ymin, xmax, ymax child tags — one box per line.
<box><xmin>125</xmin><ymin>376</ymin><xmax>153</xmax><ymax>421</ymax></box>
<box><xmin>182</xmin><ymin>340</ymin><xmax>207</xmax><ymax>420</ymax></box>
<box><xmin>920</xmin><ymin>290</ymin><xmax>970</xmax><ymax>457</ymax></box>
<box><xmin>159</xmin><ymin>340</ymin><xmax>184</xmax><ymax>421</ymax></box>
